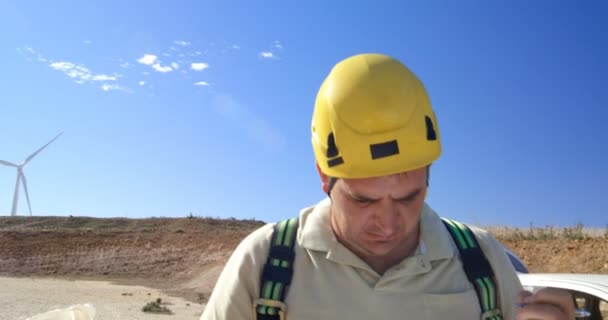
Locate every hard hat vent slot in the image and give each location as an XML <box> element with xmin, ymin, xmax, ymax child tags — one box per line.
<box><xmin>370</xmin><ymin>140</ymin><xmax>399</xmax><ymax>159</ymax></box>
<box><xmin>326</xmin><ymin>132</ymin><xmax>339</xmax><ymax>158</ymax></box>
<box><xmin>326</xmin><ymin>132</ymin><xmax>344</xmax><ymax>167</ymax></box>
<box><xmin>425</xmin><ymin>116</ymin><xmax>437</xmax><ymax>141</ymax></box>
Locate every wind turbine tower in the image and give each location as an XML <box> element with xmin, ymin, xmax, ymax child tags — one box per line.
<box><xmin>0</xmin><ymin>132</ymin><xmax>64</xmax><ymax>216</ymax></box>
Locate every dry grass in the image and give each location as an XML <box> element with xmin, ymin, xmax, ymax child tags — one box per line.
<box><xmin>142</xmin><ymin>298</ymin><xmax>173</xmax><ymax>314</ymax></box>
<box><xmin>484</xmin><ymin>223</ymin><xmax>608</xmax><ymax>241</ymax></box>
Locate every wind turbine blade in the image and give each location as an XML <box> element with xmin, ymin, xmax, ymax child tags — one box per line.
<box><xmin>20</xmin><ymin>172</ymin><xmax>33</xmax><ymax>216</ymax></box>
<box><xmin>23</xmin><ymin>131</ymin><xmax>64</xmax><ymax>165</ymax></box>
<box><xmin>11</xmin><ymin>172</ymin><xmax>21</xmax><ymax>216</ymax></box>
<box><xmin>0</xmin><ymin>160</ymin><xmax>18</xmax><ymax>167</ymax></box>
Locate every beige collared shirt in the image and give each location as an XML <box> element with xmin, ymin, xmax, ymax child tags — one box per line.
<box><xmin>200</xmin><ymin>198</ymin><xmax>522</xmax><ymax>319</ymax></box>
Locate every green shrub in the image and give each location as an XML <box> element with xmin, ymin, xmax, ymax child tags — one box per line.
<box><xmin>142</xmin><ymin>298</ymin><xmax>173</xmax><ymax>314</ymax></box>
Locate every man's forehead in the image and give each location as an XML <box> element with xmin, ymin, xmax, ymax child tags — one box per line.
<box><xmin>343</xmin><ymin>169</ymin><xmax>426</xmax><ymax>184</ymax></box>
<box><xmin>340</xmin><ymin>174</ymin><xmax>425</xmax><ymax>198</ymax></box>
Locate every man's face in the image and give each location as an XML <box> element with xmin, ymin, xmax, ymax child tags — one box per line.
<box><xmin>321</xmin><ymin>167</ymin><xmax>428</xmax><ymax>261</ymax></box>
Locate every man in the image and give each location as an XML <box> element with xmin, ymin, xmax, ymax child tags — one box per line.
<box><xmin>200</xmin><ymin>53</ymin><xmax>575</xmax><ymax>319</ymax></box>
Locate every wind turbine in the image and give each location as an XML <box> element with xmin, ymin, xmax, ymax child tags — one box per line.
<box><xmin>0</xmin><ymin>132</ymin><xmax>64</xmax><ymax>216</ymax></box>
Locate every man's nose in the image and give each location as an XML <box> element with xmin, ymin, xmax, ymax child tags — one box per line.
<box><xmin>373</xmin><ymin>202</ymin><xmax>401</xmax><ymax>235</ymax></box>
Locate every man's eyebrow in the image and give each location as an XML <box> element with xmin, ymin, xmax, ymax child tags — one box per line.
<box><xmin>393</xmin><ymin>188</ymin><xmax>423</xmax><ymax>201</ymax></box>
<box><xmin>345</xmin><ymin>189</ymin><xmax>380</xmax><ymax>201</ymax></box>
<box><xmin>345</xmin><ymin>187</ymin><xmax>423</xmax><ymax>202</ymax></box>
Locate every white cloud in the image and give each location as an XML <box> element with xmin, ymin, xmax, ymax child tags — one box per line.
<box><xmin>49</xmin><ymin>61</ymin><xmax>122</xmax><ymax>91</ymax></box>
<box><xmin>232</xmin><ymin>45</ymin><xmax>240</xmax><ymax>50</ymax></box>
<box><xmin>50</xmin><ymin>62</ymin><xmax>92</xmax><ymax>80</ymax></box>
<box><xmin>83</xmin><ymin>40</ymin><xmax>92</xmax><ymax>45</ymax></box>
<box><xmin>191</xmin><ymin>63</ymin><xmax>209</xmax><ymax>71</ymax></box>
<box><xmin>194</xmin><ymin>81</ymin><xmax>210</xmax><ymax>86</ymax></box>
<box><xmin>49</xmin><ymin>61</ymin><xmax>77</xmax><ymax>72</ymax></box>
<box><xmin>18</xmin><ymin>46</ymin><xmax>48</xmax><ymax>63</ymax></box>
<box><xmin>138</xmin><ymin>53</ymin><xmax>176</xmax><ymax>73</ymax></box>
<box><xmin>195</xmin><ymin>51</ymin><xmax>202</xmax><ymax>55</ymax></box>
<box><xmin>258</xmin><ymin>41</ymin><xmax>283</xmax><ymax>60</ymax></box>
<box><xmin>139</xmin><ymin>81</ymin><xmax>146</xmax><ymax>86</ymax></box>
<box><xmin>20</xmin><ymin>47</ymin><xmax>129</xmax><ymax>92</ymax></box>
<box><xmin>259</xmin><ymin>51</ymin><xmax>274</xmax><ymax>59</ymax></box>
<box><xmin>174</xmin><ymin>40</ymin><xmax>191</xmax><ymax>47</ymax></box>
<box><xmin>120</xmin><ymin>62</ymin><xmax>131</xmax><ymax>69</ymax></box>
<box><xmin>137</xmin><ymin>54</ymin><xmax>157</xmax><ymax>65</ymax></box>
<box><xmin>211</xmin><ymin>94</ymin><xmax>286</xmax><ymax>153</ymax></box>
<box><xmin>101</xmin><ymin>83</ymin><xmax>132</xmax><ymax>93</ymax></box>
<box><xmin>152</xmin><ymin>63</ymin><xmax>173</xmax><ymax>73</ymax></box>
<box><xmin>92</xmin><ymin>74</ymin><xmax>119</xmax><ymax>81</ymax></box>
<box><xmin>142</xmin><ymin>71</ymin><xmax>150</xmax><ymax>75</ymax></box>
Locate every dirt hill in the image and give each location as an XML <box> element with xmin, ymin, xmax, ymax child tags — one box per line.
<box><xmin>1</xmin><ymin>216</ymin><xmax>607</xmax><ymax>304</ymax></box>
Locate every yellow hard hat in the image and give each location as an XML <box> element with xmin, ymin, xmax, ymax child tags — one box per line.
<box><xmin>311</xmin><ymin>53</ymin><xmax>441</xmax><ymax>178</ymax></box>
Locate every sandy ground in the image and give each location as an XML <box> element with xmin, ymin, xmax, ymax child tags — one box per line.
<box><xmin>0</xmin><ymin>277</ymin><xmax>205</xmax><ymax>320</ymax></box>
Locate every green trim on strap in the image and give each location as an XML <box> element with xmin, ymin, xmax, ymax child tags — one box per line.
<box><xmin>483</xmin><ymin>277</ymin><xmax>497</xmax><ymax>310</ymax></box>
<box><xmin>272</xmin><ymin>282</ymin><xmax>283</xmax><ymax>301</ymax></box>
<box><xmin>475</xmin><ymin>278</ymin><xmax>491</xmax><ymax>312</ymax></box>
<box><xmin>274</xmin><ymin>220</ymin><xmax>287</xmax><ymax>246</ymax></box>
<box><xmin>452</xmin><ymin>220</ymin><xmax>477</xmax><ymax>249</ymax></box>
<box><xmin>259</xmin><ymin>281</ymin><xmax>275</xmax><ymax>315</ymax></box>
<box><xmin>443</xmin><ymin>219</ymin><xmax>469</xmax><ymax>249</ymax></box>
<box><xmin>284</xmin><ymin>218</ymin><xmax>297</xmax><ymax>245</ymax></box>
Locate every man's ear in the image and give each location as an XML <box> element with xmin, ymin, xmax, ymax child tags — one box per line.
<box><xmin>316</xmin><ymin>162</ymin><xmax>331</xmax><ymax>194</ymax></box>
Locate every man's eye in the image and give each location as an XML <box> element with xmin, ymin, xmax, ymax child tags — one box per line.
<box><xmin>398</xmin><ymin>197</ymin><xmax>416</xmax><ymax>204</ymax></box>
<box><xmin>354</xmin><ymin>198</ymin><xmax>371</xmax><ymax>204</ymax></box>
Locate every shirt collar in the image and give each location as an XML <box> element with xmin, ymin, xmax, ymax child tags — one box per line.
<box><xmin>298</xmin><ymin>197</ymin><xmax>336</xmax><ymax>252</ymax></box>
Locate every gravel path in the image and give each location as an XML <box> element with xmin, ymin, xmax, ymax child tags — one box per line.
<box><xmin>0</xmin><ymin>277</ymin><xmax>205</xmax><ymax>320</ymax></box>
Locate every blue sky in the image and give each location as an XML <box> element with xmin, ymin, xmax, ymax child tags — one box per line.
<box><xmin>0</xmin><ymin>1</ymin><xmax>606</xmax><ymax>227</ymax></box>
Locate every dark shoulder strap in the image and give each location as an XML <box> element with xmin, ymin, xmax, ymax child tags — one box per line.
<box><xmin>254</xmin><ymin>217</ymin><xmax>299</xmax><ymax>320</ymax></box>
<box><xmin>441</xmin><ymin>217</ymin><xmax>503</xmax><ymax>320</ymax></box>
